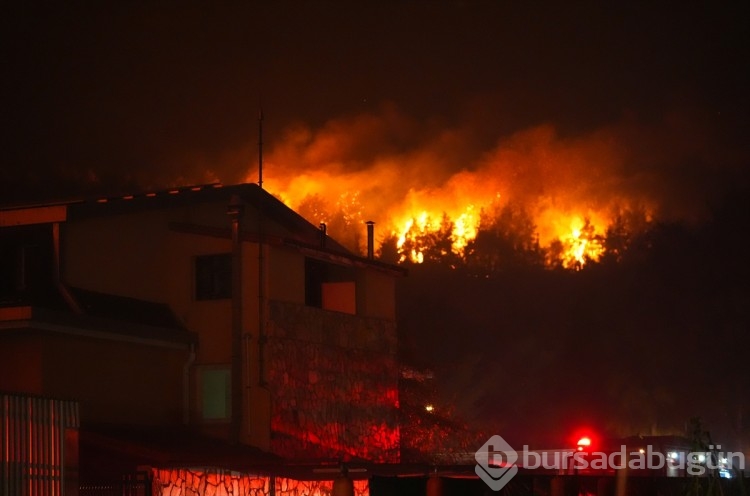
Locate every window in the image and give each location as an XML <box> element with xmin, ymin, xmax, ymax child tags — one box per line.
<box><xmin>198</xmin><ymin>366</ymin><xmax>231</xmax><ymax>421</ymax></box>
<box><xmin>305</xmin><ymin>258</ymin><xmax>356</xmax><ymax>314</ymax></box>
<box><xmin>305</xmin><ymin>259</ymin><xmax>326</xmax><ymax>308</ymax></box>
<box><xmin>195</xmin><ymin>254</ymin><xmax>232</xmax><ymax>300</ymax></box>
<box><xmin>0</xmin><ymin>225</ymin><xmax>55</xmax><ymax>304</ymax></box>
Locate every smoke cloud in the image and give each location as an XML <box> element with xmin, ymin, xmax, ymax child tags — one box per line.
<box><xmin>239</xmin><ymin>102</ymin><xmax>740</xmax><ymax>255</ymax></box>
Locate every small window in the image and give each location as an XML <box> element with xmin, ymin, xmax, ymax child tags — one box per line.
<box><xmin>0</xmin><ymin>225</ymin><xmax>55</xmax><ymax>304</ymax></box>
<box><xmin>305</xmin><ymin>258</ymin><xmax>356</xmax><ymax>314</ymax></box>
<box><xmin>195</xmin><ymin>254</ymin><xmax>232</xmax><ymax>300</ymax></box>
<box><xmin>305</xmin><ymin>258</ymin><xmax>326</xmax><ymax>308</ymax></box>
<box><xmin>199</xmin><ymin>367</ymin><xmax>231</xmax><ymax>421</ymax></box>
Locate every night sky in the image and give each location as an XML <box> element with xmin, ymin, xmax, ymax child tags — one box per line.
<box><xmin>3</xmin><ymin>2</ymin><xmax>749</xmax><ymax>451</ymax></box>
<box><xmin>3</xmin><ymin>2</ymin><xmax>748</xmax><ymax>197</ymax></box>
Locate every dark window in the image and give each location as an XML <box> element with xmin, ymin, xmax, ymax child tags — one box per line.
<box><xmin>195</xmin><ymin>254</ymin><xmax>232</xmax><ymax>300</ymax></box>
<box><xmin>0</xmin><ymin>225</ymin><xmax>56</xmax><ymax>305</ymax></box>
<box><xmin>305</xmin><ymin>257</ymin><xmax>356</xmax><ymax>313</ymax></box>
<box><xmin>304</xmin><ymin>258</ymin><xmax>326</xmax><ymax>307</ymax></box>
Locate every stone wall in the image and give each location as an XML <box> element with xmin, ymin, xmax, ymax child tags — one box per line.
<box><xmin>267</xmin><ymin>301</ymin><xmax>400</xmax><ymax>463</ymax></box>
<box><xmin>151</xmin><ymin>468</ymin><xmax>369</xmax><ymax>496</ymax></box>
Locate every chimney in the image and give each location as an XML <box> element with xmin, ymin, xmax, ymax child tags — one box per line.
<box><xmin>366</xmin><ymin>221</ymin><xmax>375</xmax><ymax>259</ymax></box>
<box><xmin>319</xmin><ymin>222</ymin><xmax>327</xmax><ymax>249</ymax></box>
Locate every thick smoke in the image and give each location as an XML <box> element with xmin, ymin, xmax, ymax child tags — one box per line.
<box><xmin>246</xmin><ymin>102</ymin><xmax>738</xmax><ymax>256</ymax></box>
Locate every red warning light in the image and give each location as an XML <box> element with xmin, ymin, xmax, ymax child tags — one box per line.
<box><xmin>576</xmin><ymin>436</ymin><xmax>592</xmax><ymax>451</ymax></box>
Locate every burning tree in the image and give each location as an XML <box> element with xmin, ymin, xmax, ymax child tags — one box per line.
<box><xmin>290</xmin><ymin>187</ymin><xmax>657</xmax><ymax>274</ymax></box>
<box><xmin>397</xmin><ymin>213</ymin><xmax>462</xmax><ymax>267</ymax></box>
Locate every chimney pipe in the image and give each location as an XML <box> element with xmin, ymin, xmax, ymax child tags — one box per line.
<box><xmin>319</xmin><ymin>222</ymin><xmax>327</xmax><ymax>249</ymax></box>
<box><xmin>366</xmin><ymin>221</ymin><xmax>375</xmax><ymax>259</ymax></box>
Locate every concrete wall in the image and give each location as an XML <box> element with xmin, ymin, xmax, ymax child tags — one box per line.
<box><xmin>63</xmin><ymin>209</ymin><xmax>172</xmax><ymax>303</ymax></box>
<box><xmin>0</xmin><ymin>330</ymin><xmax>185</xmax><ymax>426</ymax></box>
<box><xmin>356</xmin><ymin>269</ymin><xmax>397</xmax><ymax>321</ymax></box>
<box><xmin>268</xmin><ymin>247</ymin><xmax>305</xmax><ymax>305</ymax></box>
<box><xmin>0</xmin><ymin>332</ymin><xmax>44</xmax><ymax>394</ymax></box>
<box><xmin>41</xmin><ymin>332</ymin><xmax>186</xmax><ymax>425</ymax></box>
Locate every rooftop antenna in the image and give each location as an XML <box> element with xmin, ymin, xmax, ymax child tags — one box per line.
<box><xmin>257</xmin><ymin>103</ymin><xmax>267</xmax><ymax>387</ymax></box>
<box><xmin>258</xmin><ymin>106</ymin><xmax>264</xmax><ymax>189</ymax></box>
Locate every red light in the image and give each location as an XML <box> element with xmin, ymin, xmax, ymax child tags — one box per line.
<box><xmin>577</xmin><ymin>436</ymin><xmax>592</xmax><ymax>451</ymax></box>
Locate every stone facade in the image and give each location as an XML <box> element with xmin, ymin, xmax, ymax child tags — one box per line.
<box><xmin>267</xmin><ymin>301</ymin><xmax>400</xmax><ymax>463</ymax></box>
<box><xmin>151</xmin><ymin>468</ymin><xmax>369</xmax><ymax>496</ymax></box>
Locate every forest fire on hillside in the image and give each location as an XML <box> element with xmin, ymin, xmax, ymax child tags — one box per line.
<box><xmin>243</xmin><ymin>106</ymin><xmax>719</xmax><ymax>270</ymax></box>
<box><xmin>263</xmin><ymin>172</ymin><xmax>644</xmax><ymax>270</ymax></box>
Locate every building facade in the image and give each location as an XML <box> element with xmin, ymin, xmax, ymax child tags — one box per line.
<box><xmin>0</xmin><ymin>183</ymin><xmax>403</xmax><ymax>493</ymax></box>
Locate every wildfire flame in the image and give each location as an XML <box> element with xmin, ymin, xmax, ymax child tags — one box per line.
<box><xmin>555</xmin><ymin>217</ymin><xmax>606</xmax><ymax>269</ymax></box>
<box><xmin>268</xmin><ymin>182</ymin><xmax>623</xmax><ymax>269</ymax></box>
<box><xmin>249</xmin><ymin>107</ymin><xmax>661</xmax><ymax>270</ymax></box>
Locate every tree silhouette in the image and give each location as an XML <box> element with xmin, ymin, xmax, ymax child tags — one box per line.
<box><xmin>601</xmin><ymin>206</ymin><xmax>652</xmax><ymax>265</ymax></box>
<box><xmin>377</xmin><ymin>233</ymin><xmax>401</xmax><ymax>264</ymax></box>
<box><xmin>465</xmin><ymin>203</ymin><xmax>543</xmax><ymax>273</ymax></box>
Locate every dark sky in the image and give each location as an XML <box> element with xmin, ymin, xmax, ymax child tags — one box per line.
<box><xmin>2</xmin><ymin>1</ymin><xmax>749</xmax><ymax>199</ymax></box>
<box><xmin>2</xmin><ymin>1</ymin><xmax>749</xmax><ymax>450</ymax></box>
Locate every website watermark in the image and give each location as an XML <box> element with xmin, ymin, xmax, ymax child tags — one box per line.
<box><xmin>475</xmin><ymin>435</ymin><xmax>519</xmax><ymax>491</ymax></box>
<box><xmin>475</xmin><ymin>435</ymin><xmax>745</xmax><ymax>491</ymax></box>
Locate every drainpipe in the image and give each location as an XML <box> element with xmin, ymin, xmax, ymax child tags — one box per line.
<box><xmin>227</xmin><ymin>196</ymin><xmax>244</xmax><ymax>444</ymax></box>
<box><xmin>257</xmin><ymin>197</ymin><xmax>267</xmax><ymax>387</ymax></box>
<box><xmin>51</xmin><ymin>222</ymin><xmax>82</xmax><ymax>313</ymax></box>
<box><xmin>182</xmin><ymin>343</ymin><xmax>196</xmax><ymax>425</ymax></box>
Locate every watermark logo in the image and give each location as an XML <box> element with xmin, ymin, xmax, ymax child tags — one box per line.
<box><xmin>475</xmin><ymin>434</ymin><xmax>519</xmax><ymax>491</ymax></box>
<box><xmin>475</xmin><ymin>436</ymin><xmax>745</xmax><ymax>491</ymax></box>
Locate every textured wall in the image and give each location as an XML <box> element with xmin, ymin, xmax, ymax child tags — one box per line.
<box><xmin>151</xmin><ymin>468</ymin><xmax>369</xmax><ymax>496</ymax></box>
<box><xmin>267</xmin><ymin>301</ymin><xmax>400</xmax><ymax>463</ymax></box>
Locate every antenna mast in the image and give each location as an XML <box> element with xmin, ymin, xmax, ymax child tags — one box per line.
<box><xmin>258</xmin><ymin>108</ymin><xmax>264</xmax><ymax>189</ymax></box>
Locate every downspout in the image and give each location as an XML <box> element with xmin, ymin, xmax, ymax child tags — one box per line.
<box><xmin>257</xmin><ymin>111</ymin><xmax>267</xmax><ymax>387</ymax></box>
<box><xmin>227</xmin><ymin>196</ymin><xmax>244</xmax><ymax>444</ymax></box>
<box><xmin>51</xmin><ymin>222</ymin><xmax>82</xmax><ymax>313</ymax></box>
<box><xmin>250</xmin><ymin>109</ymin><xmax>272</xmax><ymax>451</ymax></box>
<box><xmin>258</xmin><ymin>217</ymin><xmax>267</xmax><ymax>387</ymax></box>
<box><xmin>182</xmin><ymin>343</ymin><xmax>196</xmax><ymax>425</ymax></box>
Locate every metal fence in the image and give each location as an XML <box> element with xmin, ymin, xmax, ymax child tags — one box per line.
<box><xmin>1</xmin><ymin>392</ymin><xmax>80</xmax><ymax>496</ymax></box>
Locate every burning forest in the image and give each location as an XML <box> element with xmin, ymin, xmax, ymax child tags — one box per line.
<box><xmin>251</xmin><ymin>104</ymin><xmax>732</xmax><ymax>272</ymax></box>
<box><xmin>239</xmin><ymin>104</ymin><xmax>748</xmax><ymax>449</ymax></box>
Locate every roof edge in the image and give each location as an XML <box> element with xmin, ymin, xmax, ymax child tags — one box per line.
<box><xmin>0</xmin><ymin>305</ymin><xmax>196</xmax><ymax>349</ymax></box>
